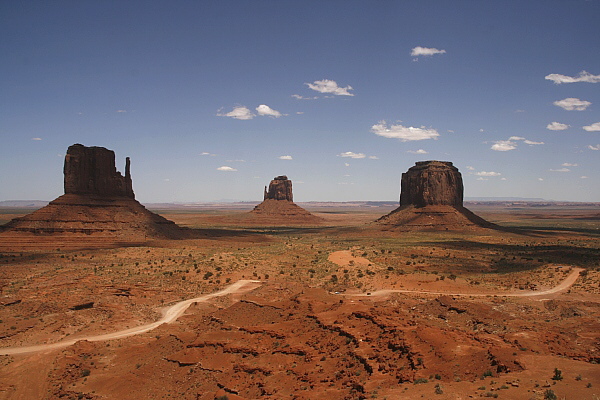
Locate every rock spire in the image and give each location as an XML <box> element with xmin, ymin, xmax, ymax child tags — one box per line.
<box><xmin>263</xmin><ymin>175</ymin><xmax>293</xmax><ymax>201</ymax></box>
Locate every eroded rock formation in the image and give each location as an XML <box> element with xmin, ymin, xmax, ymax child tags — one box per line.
<box><xmin>64</xmin><ymin>144</ymin><xmax>134</xmax><ymax>198</ymax></box>
<box><xmin>377</xmin><ymin>161</ymin><xmax>493</xmax><ymax>230</ymax></box>
<box><xmin>250</xmin><ymin>175</ymin><xmax>321</xmax><ymax>224</ymax></box>
<box><xmin>264</xmin><ymin>175</ymin><xmax>293</xmax><ymax>201</ymax></box>
<box><xmin>400</xmin><ymin>161</ymin><xmax>463</xmax><ymax>207</ymax></box>
<box><xmin>1</xmin><ymin>144</ymin><xmax>184</xmax><ymax>246</ymax></box>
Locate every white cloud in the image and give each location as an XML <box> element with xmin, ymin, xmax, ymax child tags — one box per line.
<box><xmin>217</xmin><ymin>166</ymin><xmax>237</xmax><ymax>172</ymax></box>
<box><xmin>545</xmin><ymin>71</ymin><xmax>600</xmax><ymax>84</ymax></box>
<box><xmin>562</xmin><ymin>163</ymin><xmax>578</xmax><ymax>167</ymax></box>
<box><xmin>500</xmin><ymin>177</ymin><xmax>507</xmax><ymax>181</ymax></box>
<box><xmin>546</xmin><ymin>122</ymin><xmax>569</xmax><ymax>131</ymax></box>
<box><xmin>538</xmin><ymin>178</ymin><xmax>544</xmax><ymax>181</ymax></box>
<box><xmin>217</xmin><ymin>105</ymin><xmax>255</xmax><ymax>120</ymax></box>
<box><xmin>588</xmin><ymin>144</ymin><xmax>600</xmax><ymax>151</ymax></box>
<box><xmin>296</xmin><ymin>111</ymin><xmax>304</xmax><ymax>114</ymax></box>
<box><xmin>116</xmin><ymin>109</ymin><xmax>127</xmax><ymax>113</ymax></box>
<box><xmin>338</xmin><ymin>151</ymin><xmax>366</xmax><ymax>159</ymax></box>
<box><xmin>509</xmin><ymin>136</ymin><xmax>526</xmax><ymax>141</ymax></box>
<box><xmin>475</xmin><ymin>171</ymin><xmax>501</xmax><ymax>177</ymax></box>
<box><xmin>408</xmin><ymin>149</ymin><xmax>428</xmax><ymax>154</ymax></box>
<box><xmin>306</xmin><ymin>79</ymin><xmax>354</xmax><ymax>96</ymax></box>
<box><xmin>476</xmin><ymin>177</ymin><xmax>488</xmax><ymax>181</ymax></box>
<box><xmin>371</xmin><ymin>121</ymin><xmax>439</xmax><ymax>141</ymax></box>
<box><xmin>524</xmin><ymin>140</ymin><xmax>544</xmax><ymax>145</ymax></box>
<box><xmin>553</xmin><ymin>98</ymin><xmax>591</xmax><ymax>111</ymax></box>
<box><xmin>583</xmin><ymin>122</ymin><xmax>600</xmax><ymax>132</ymax></box>
<box><xmin>200</xmin><ymin>152</ymin><xmax>216</xmax><ymax>156</ymax></box>
<box><xmin>411</xmin><ymin>46</ymin><xmax>446</xmax><ymax>57</ymax></box>
<box><xmin>491</xmin><ymin>140</ymin><xmax>517</xmax><ymax>151</ymax></box>
<box><xmin>256</xmin><ymin>104</ymin><xmax>282</xmax><ymax>118</ymax></box>
<box><xmin>368</xmin><ymin>155</ymin><xmax>379</xmax><ymax>159</ymax></box>
<box><xmin>479</xmin><ymin>128</ymin><xmax>485</xmax><ymax>132</ymax></box>
<box><xmin>279</xmin><ymin>155</ymin><xmax>293</xmax><ymax>160</ymax></box>
<box><xmin>31</xmin><ymin>137</ymin><xmax>42</xmax><ymax>141</ymax></box>
<box><xmin>292</xmin><ymin>94</ymin><xmax>318</xmax><ymax>100</ymax></box>
<box><xmin>580</xmin><ymin>176</ymin><xmax>588</xmax><ymax>179</ymax></box>
<box><xmin>344</xmin><ymin>163</ymin><xmax>350</xmax><ymax>167</ymax></box>
<box><xmin>466</xmin><ymin>166</ymin><xmax>475</xmax><ymax>171</ymax></box>
<box><xmin>549</xmin><ymin>168</ymin><xmax>570</xmax><ymax>172</ymax></box>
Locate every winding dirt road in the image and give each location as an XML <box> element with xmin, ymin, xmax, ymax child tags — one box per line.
<box><xmin>0</xmin><ymin>279</ymin><xmax>262</xmax><ymax>356</ymax></box>
<box><xmin>345</xmin><ymin>267</ymin><xmax>583</xmax><ymax>298</ymax></box>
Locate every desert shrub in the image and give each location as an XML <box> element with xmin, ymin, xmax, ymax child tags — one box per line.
<box><xmin>544</xmin><ymin>389</ymin><xmax>557</xmax><ymax>400</ymax></box>
<box><xmin>414</xmin><ymin>378</ymin><xmax>428</xmax><ymax>384</ymax></box>
<box><xmin>552</xmin><ymin>368</ymin><xmax>563</xmax><ymax>381</ymax></box>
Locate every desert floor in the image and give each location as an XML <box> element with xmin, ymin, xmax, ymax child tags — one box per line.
<box><xmin>0</xmin><ymin>203</ymin><xmax>599</xmax><ymax>399</ymax></box>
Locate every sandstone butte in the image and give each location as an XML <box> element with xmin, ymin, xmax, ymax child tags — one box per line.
<box><xmin>250</xmin><ymin>175</ymin><xmax>322</xmax><ymax>223</ymax></box>
<box><xmin>377</xmin><ymin>160</ymin><xmax>494</xmax><ymax>230</ymax></box>
<box><xmin>0</xmin><ymin>144</ymin><xmax>184</xmax><ymax>246</ymax></box>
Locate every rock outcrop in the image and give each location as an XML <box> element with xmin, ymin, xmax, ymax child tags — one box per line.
<box><xmin>377</xmin><ymin>161</ymin><xmax>493</xmax><ymax>230</ymax></box>
<box><xmin>250</xmin><ymin>176</ymin><xmax>322</xmax><ymax>224</ymax></box>
<box><xmin>64</xmin><ymin>144</ymin><xmax>134</xmax><ymax>198</ymax></box>
<box><xmin>264</xmin><ymin>176</ymin><xmax>293</xmax><ymax>201</ymax></box>
<box><xmin>1</xmin><ymin>144</ymin><xmax>184</xmax><ymax>247</ymax></box>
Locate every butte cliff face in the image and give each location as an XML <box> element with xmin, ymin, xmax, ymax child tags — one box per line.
<box><xmin>64</xmin><ymin>144</ymin><xmax>134</xmax><ymax>198</ymax></box>
<box><xmin>264</xmin><ymin>175</ymin><xmax>293</xmax><ymax>201</ymax></box>
<box><xmin>377</xmin><ymin>161</ymin><xmax>493</xmax><ymax>230</ymax></box>
<box><xmin>250</xmin><ymin>175</ymin><xmax>321</xmax><ymax>224</ymax></box>
<box><xmin>1</xmin><ymin>144</ymin><xmax>184</xmax><ymax>247</ymax></box>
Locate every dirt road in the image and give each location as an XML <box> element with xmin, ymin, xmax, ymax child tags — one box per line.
<box><xmin>0</xmin><ymin>279</ymin><xmax>262</xmax><ymax>356</ymax></box>
<box><xmin>345</xmin><ymin>268</ymin><xmax>583</xmax><ymax>298</ymax></box>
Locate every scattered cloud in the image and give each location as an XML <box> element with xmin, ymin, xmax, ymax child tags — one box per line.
<box><xmin>116</xmin><ymin>109</ymin><xmax>127</xmax><ymax>113</ymax></box>
<box><xmin>164</xmin><ymin>178</ymin><xmax>170</xmax><ymax>182</ymax></box>
<box><xmin>344</xmin><ymin>163</ymin><xmax>350</xmax><ymax>167</ymax></box>
<box><xmin>411</xmin><ymin>46</ymin><xmax>446</xmax><ymax>57</ymax></box>
<box><xmin>217</xmin><ymin>166</ymin><xmax>237</xmax><ymax>172</ymax></box>
<box><xmin>200</xmin><ymin>152</ymin><xmax>216</xmax><ymax>156</ymax></box>
<box><xmin>524</xmin><ymin>140</ymin><xmax>544</xmax><ymax>145</ymax></box>
<box><xmin>545</xmin><ymin>71</ymin><xmax>600</xmax><ymax>84</ymax></box>
<box><xmin>546</xmin><ymin>122</ymin><xmax>569</xmax><ymax>131</ymax></box>
<box><xmin>292</xmin><ymin>94</ymin><xmax>318</xmax><ymax>100</ymax></box>
<box><xmin>583</xmin><ymin>122</ymin><xmax>600</xmax><ymax>132</ymax></box>
<box><xmin>549</xmin><ymin>168</ymin><xmax>570</xmax><ymax>172</ymax></box>
<box><xmin>475</xmin><ymin>171</ymin><xmax>501</xmax><ymax>177</ymax></box>
<box><xmin>500</xmin><ymin>177</ymin><xmax>507</xmax><ymax>181</ymax></box>
<box><xmin>306</xmin><ymin>79</ymin><xmax>354</xmax><ymax>96</ymax></box>
<box><xmin>256</xmin><ymin>104</ymin><xmax>283</xmax><ymax>118</ymax></box>
<box><xmin>368</xmin><ymin>155</ymin><xmax>379</xmax><ymax>159</ymax></box>
<box><xmin>479</xmin><ymin>128</ymin><xmax>485</xmax><ymax>132</ymax></box>
<box><xmin>515</xmin><ymin>109</ymin><xmax>525</xmax><ymax>113</ymax></box>
<box><xmin>580</xmin><ymin>176</ymin><xmax>588</xmax><ymax>179</ymax></box>
<box><xmin>476</xmin><ymin>177</ymin><xmax>488</xmax><ymax>181</ymax></box>
<box><xmin>553</xmin><ymin>98</ymin><xmax>591</xmax><ymax>111</ymax></box>
<box><xmin>371</xmin><ymin>121</ymin><xmax>439</xmax><ymax>141</ymax></box>
<box><xmin>509</xmin><ymin>136</ymin><xmax>525</xmax><ymax>141</ymax></box>
<box><xmin>31</xmin><ymin>137</ymin><xmax>42</xmax><ymax>141</ymax></box>
<box><xmin>407</xmin><ymin>149</ymin><xmax>428</xmax><ymax>154</ymax></box>
<box><xmin>279</xmin><ymin>155</ymin><xmax>293</xmax><ymax>160</ymax></box>
<box><xmin>538</xmin><ymin>178</ymin><xmax>544</xmax><ymax>181</ymax></box>
<box><xmin>296</xmin><ymin>111</ymin><xmax>304</xmax><ymax>114</ymax></box>
<box><xmin>217</xmin><ymin>105</ymin><xmax>255</xmax><ymax>120</ymax></box>
<box><xmin>491</xmin><ymin>140</ymin><xmax>517</xmax><ymax>151</ymax></box>
<box><xmin>466</xmin><ymin>166</ymin><xmax>475</xmax><ymax>171</ymax></box>
<box><xmin>338</xmin><ymin>151</ymin><xmax>366</xmax><ymax>159</ymax></box>
<box><xmin>562</xmin><ymin>163</ymin><xmax>578</xmax><ymax>167</ymax></box>
<box><xmin>588</xmin><ymin>144</ymin><xmax>600</xmax><ymax>151</ymax></box>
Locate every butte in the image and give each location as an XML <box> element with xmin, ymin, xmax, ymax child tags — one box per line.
<box><xmin>248</xmin><ymin>175</ymin><xmax>322</xmax><ymax>224</ymax></box>
<box><xmin>376</xmin><ymin>161</ymin><xmax>494</xmax><ymax>231</ymax></box>
<box><xmin>0</xmin><ymin>144</ymin><xmax>184</xmax><ymax>248</ymax></box>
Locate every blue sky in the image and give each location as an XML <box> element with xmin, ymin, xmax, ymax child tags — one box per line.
<box><xmin>1</xmin><ymin>1</ymin><xmax>599</xmax><ymax>202</ymax></box>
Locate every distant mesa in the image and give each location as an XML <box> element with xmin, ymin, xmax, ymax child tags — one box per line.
<box><xmin>377</xmin><ymin>161</ymin><xmax>494</xmax><ymax>230</ymax></box>
<box><xmin>1</xmin><ymin>144</ymin><xmax>184</xmax><ymax>247</ymax></box>
<box><xmin>250</xmin><ymin>175</ymin><xmax>322</xmax><ymax>223</ymax></box>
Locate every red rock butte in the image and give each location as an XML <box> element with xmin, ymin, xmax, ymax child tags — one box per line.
<box><xmin>0</xmin><ymin>144</ymin><xmax>184</xmax><ymax>248</ymax></box>
<box><xmin>250</xmin><ymin>176</ymin><xmax>322</xmax><ymax>223</ymax></box>
<box><xmin>377</xmin><ymin>161</ymin><xmax>494</xmax><ymax>230</ymax></box>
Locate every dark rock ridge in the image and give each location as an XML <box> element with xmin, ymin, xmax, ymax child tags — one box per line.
<box><xmin>264</xmin><ymin>175</ymin><xmax>293</xmax><ymax>201</ymax></box>
<box><xmin>377</xmin><ymin>161</ymin><xmax>494</xmax><ymax>230</ymax></box>
<box><xmin>1</xmin><ymin>144</ymin><xmax>184</xmax><ymax>244</ymax></box>
<box><xmin>64</xmin><ymin>144</ymin><xmax>134</xmax><ymax>198</ymax></box>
